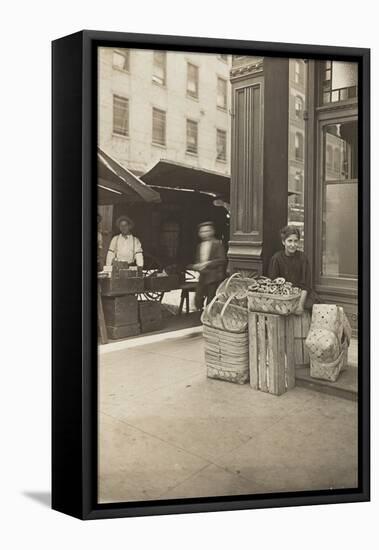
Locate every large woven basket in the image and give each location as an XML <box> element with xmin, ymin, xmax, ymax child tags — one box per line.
<box><xmin>201</xmin><ymin>292</ymin><xmax>248</xmax><ymax>333</ymax></box>
<box><xmin>247</xmin><ymin>290</ymin><xmax>300</xmax><ymax>316</ymax></box>
<box><xmin>216</xmin><ymin>272</ymin><xmax>256</xmax><ymax>304</ymax></box>
<box><xmin>203</xmin><ymin>324</ymin><xmax>249</xmax><ymax>384</ymax></box>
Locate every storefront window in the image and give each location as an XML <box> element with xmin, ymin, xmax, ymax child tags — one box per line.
<box><xmin>321</xmin><ymin>120</ymin><xmax>358</xmax><ymax>279</ymax></box>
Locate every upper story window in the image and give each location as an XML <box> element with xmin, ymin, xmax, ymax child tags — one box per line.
<box><xmin>186</xmin><ymin>119</ymin><xmax>198</xmax><ymax>154</ymax></box>
<box><xmin>112</xmin><ymin>49</ymin><xmax>130</xmax><ymax>72</ymax></box>
<box><xmin>295</xmin><ymin>132</ymin><xmax>304</xmax><ymax>161</ymax></box>
<box><xmin>295</xmin><ymin>61</ymin><xmax>302</xmax><ymax>84</ymax></box>
<box><xmin>113</xmin><ymin>95</ymin><xmax>129</xmax><ymax>136</ymax></box>
<box><xmin>152</xmin><ymin>108</ymin><xmax>166</xmax><ymax>146</ymax></box>
<box><xmin>152</xmin><ymin>51</ymin><xmax>166</xmax><ymax>86</ymax></box>
<box><xmin>319</xmin><ymin>60</ymin><xmax>358</xmax><ymax>105</ymax></box>
<box><xmin>217</xmin><ymin>77</ymin><xmax>227</xmax><ymax>110</ymax></box>
<box><xmin>216</xmin><ymin>129</ymin><xmax>227</xmax><ymax>161</ymax></box>
<box><xmin>187</xmin><ymin>63</ymin><xmax>199</xmax><ymax>99</ymax></box>
<box><xmin>295</xmin><ymin>95</ymin><xmax>304</xmax><ymax>118</ymax></box>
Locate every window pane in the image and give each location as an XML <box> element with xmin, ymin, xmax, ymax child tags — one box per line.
<box><xmin>321</xmin><ymin>120</ymin><xmax>358</xmax><ymax>279</ymax></box>
<box><xmin>113</xmin><ymin>49</ymin><xmax>129</xmax><ymax>71</ymax></box>
<box><xmin>152</xmin><ymin>108</ymin><xmax>166</xmax><ymax>145</ymax></box>
<box><xmin>216</xmin><ymin>129</ymin><xmax>226</xmax><ymax>161</ymax></box>
<box><xmin>324</xmin><ymin>122</ymin><xmax>358</xmax><ymax>181</ymax></box>
<box><xmin>113</xmin><ymin>96</ymin><xmax>129</xmax><ymax>136</ymax></box>
<box><xmin>322</xmin><ymin>183</ymin><xmax>358</xmax><ymax>279</ymax></box>
<box><xmin>320</xmin><ymin>61</ymin><xmax>358</xmax><ymax>105</ymax></box>
<box><xmin>187</xmin><ymin>63</ymin><xmax>199</xmax><ymax>98</ymax></box>
<box><xmin>186</xmin><ymin>120</ymin><xmax>198</xmax><ymax>153</ymax></box>
<box><xmin>153</xmin><ymin>51</ymin><xmax>166</xmax><ymax>86</ymax></box>
<box><xmin>295</xmin><ymin>132</ymin><xmax>304</xmax><ymax>160</ymax></box>
<box><xmin>288</xmin><ymin>59</ymin><xmax>307</xmax><ymax>249</ymax></box>
<box><xmin>217</xmin><ymin>78</ymin><xmax>227</xmax><ymax>109</ymax></box>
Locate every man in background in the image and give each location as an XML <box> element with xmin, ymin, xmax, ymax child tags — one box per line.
<box><xmin>106</xmin><ymin>215</ymin><xmax>144</xmax><ymax>268</ymax></box>
<box><xmin>192</xmin><ymin>221</ymin><xmax>226</xmax><ymax>310</ymax></box>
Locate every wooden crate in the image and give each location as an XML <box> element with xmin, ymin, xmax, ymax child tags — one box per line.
<box><xmin>287</xmin><ymin>311</ymin><xmax>311</xmax><ymax>368</ymax></box>
<box><xmin>100</xmin><ymin>276</ymin><xmax>144</xmax><ymax>294</ymax></box>
<box><xmin>102</xmin><ymin>294</ymin><xmax>139</xmax><ymax>326</ymax></box>
<box><xmin>138</xmin><ymin>301</ymin><xmax>162</xmax><ymax>322</ymax></box>
<box><xmin>248</xmin><ymin>312</ymin><xmax>295</xmax><ymax>396</ymax></box>
<box><xmin>138</xmin><ymin>301</ymin><xmax>163</xmax><ymax>332</ymax></box>
<box><xmin>107</xmin><ymin>323</ymin><xmax>141</xmax><ymax>340</ymax></box>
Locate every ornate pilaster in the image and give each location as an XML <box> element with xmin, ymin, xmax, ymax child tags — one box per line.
<box><xmin>228</xmin><ymin>56</ymin><xmax>289</xmax><ymax>276</ymax></box>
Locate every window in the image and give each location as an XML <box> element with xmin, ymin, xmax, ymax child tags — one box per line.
<box><xmin>321</xmin><ymin>120</ymin><xmax>358</xmax><ymax>279</ymax></box>
<box><xmin>216</xmin><ymin>129</ymin><xmax>227</xmax><ymax>161</ymax></box>
<box><xmin>152</xmin><ymin>51</ymin><xmax>166</xmax><ymax>86</ymax></box>
<box><xmin>295</xmin><ymin>61</ymin><xmax>301</xmax><ymax>84</ymax></box>
<box><xmin>186</xmin><ymin>120</ymin><xmax>198</xmax><ymax>154</ymax></box>
<box><xmin>152</xmin><ymin>108</ymin><xmax>166</xmax><ymax>146</ymax></box>
<box><xmin>219</xmin><ymin>54</ymin><xmax>228</xmax><ymax>62</ymax></box>
<box><xmin>295</xmin><ymin>95</ymin><xmax>304</xmax><ymax>118</ymax></box>
<box><xmin>333</xmin><ymin>147</ymin><xmax>341</xmax><ymax>173</ymax></box>
<box><xmin>217</xmin><ymin>77</ymin><xmax>227</xmax><ymax>109</ymax></box>
<box><xmin>294</xmin><ymin>171</ymin><xmax>303</xmax><ymax>192</ymax></box>
<box><xmin>113</xmin><ymin>95</ymin><xmax>129</xmax><ymax>136</ymax></box>
<box><xmin>320</xmin><ymin>61</ymin><xmax>358</xmax><ymax>105</ymax></box>
<box><xmin>295</xmin><ymin>132</ymin><xmax>304</xmax><ymax>160</ymax></box>
<box><xmin>112</xmin><ymin>49</ymin><xmax>130</xmax><ymax>72</ymax></box>
<box><xmin>187</xmin><ymin>63</ymin><xmax>199</xmax><ymax>99</ymax></box>
<box><xmin>326</xmin><ymin>144</ymin><xmax>333</xmax><ymax>170</ymax></box>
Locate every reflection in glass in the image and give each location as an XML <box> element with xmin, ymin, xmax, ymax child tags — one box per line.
<box><xmin>288</xmin><ymin>59</ymin><xmax>307</xmax><ymax>249</ymax></box>
<box><xmin>324</xmin><ymin>122</ymin><xmax>358</xmax><ymax>181</ymax></box>
<box><xmin>321</xmin><ymin>120</ymin><xmax>358</xmax><ymax>279</ymax></box>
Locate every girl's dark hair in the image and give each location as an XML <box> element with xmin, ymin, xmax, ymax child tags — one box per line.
<box><xmin>280</xmin><ymin>224</ymin><xmax>300</xmax><ymax>241</ymax></box>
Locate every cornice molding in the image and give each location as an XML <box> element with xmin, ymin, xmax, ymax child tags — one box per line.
<box><xmin>230</xmin><ymin>60</ymin><xmax>264</xmax><ymax>81</ymax></box>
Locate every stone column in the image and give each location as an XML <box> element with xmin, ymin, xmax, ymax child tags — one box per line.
<box><xmin>228</xmin><ymin>56</ymin><xmax>289</xmax><ymax>276</ymax></box>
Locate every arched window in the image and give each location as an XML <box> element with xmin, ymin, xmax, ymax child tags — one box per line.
<box><xmin>295</xmin><ymin>95</ymin><xmax>304</xmax><ymax>118</ymax></box>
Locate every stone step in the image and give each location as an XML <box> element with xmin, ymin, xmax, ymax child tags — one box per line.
<box><xmin>295</xmin><ymin>366</ymin><xmax>358</xmax><ymax>401</ymax></box>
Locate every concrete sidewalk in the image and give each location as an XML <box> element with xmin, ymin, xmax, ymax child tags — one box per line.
<box><xmin>98</xmin><ymin>332</ymin><xmax>358</xmax><ymax>503</ymax></box>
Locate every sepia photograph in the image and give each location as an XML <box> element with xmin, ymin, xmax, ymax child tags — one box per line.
<box><xmin>96</xmin><ymin>46</ymin><xmax>359</xmax><ymax>504</ymax></box>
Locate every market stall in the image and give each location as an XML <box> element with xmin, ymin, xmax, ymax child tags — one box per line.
<box><xmin>98</xmin><ymin>150</ymin><xmax>231</xmax><ymax>341</ymax></box>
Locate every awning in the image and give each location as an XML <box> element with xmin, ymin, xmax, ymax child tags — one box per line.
<box><xmin>98</xmin><ymin>148</ymin><xmax>161</xmax><ymax>204</ymax></box>
<box><xmin>141</xmin><ymin>159</ymin><xmax>230</xmax><ymax>201</ymax></box>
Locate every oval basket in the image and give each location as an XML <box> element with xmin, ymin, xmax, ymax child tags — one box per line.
<box><xmin>247</xmin><ymin>290</ymin><xmax>300</xmax><ymax>316</ymax></box>
<box><xmin>201</xmin><ymin>293</ymin><xmax>248</xmax><ymax>333</ymax></box>
<box><xmin>217</xmin><ymin>272</ymin><xmax>255</xmax><ymax>304</ymax></box>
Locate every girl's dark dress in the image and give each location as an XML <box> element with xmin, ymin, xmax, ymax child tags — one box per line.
<box><xmin>268</xmin><ymin>250</ymin><xmax>319</xmax><ymax>311</ymax></box>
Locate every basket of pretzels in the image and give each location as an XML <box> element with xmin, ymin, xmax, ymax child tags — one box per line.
<box><xmin>247</xmin><ymin>276</ymin><xmax>301</xmax><ymax>316</ymax></box>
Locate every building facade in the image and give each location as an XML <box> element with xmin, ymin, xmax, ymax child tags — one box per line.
<box><xmin>228</xmin><ymin>55</ymin><xmax>358</xmax><ymax>332</ymax></box>
<box><xmin>98</xmin><ymin>47</ymin><xmax>232</xmax><ymax>176</ymax></box>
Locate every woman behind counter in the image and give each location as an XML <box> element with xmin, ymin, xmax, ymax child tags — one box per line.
<box><xmin>268</xmin><ymin>225</ymin><xmax>319</xmax><ymax>316</ymax></box>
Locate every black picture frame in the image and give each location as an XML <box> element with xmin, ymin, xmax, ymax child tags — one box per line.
<box><xmin>52</xmin><ymin>30</ymin><xmax>370</xmax><ymax>520</ymax></box>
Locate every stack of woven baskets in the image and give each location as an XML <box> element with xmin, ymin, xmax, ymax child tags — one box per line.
<box><xmin>202</xmin><ymin>273</ymin><xmax>302</xmax><ymax>384</ymax></box>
